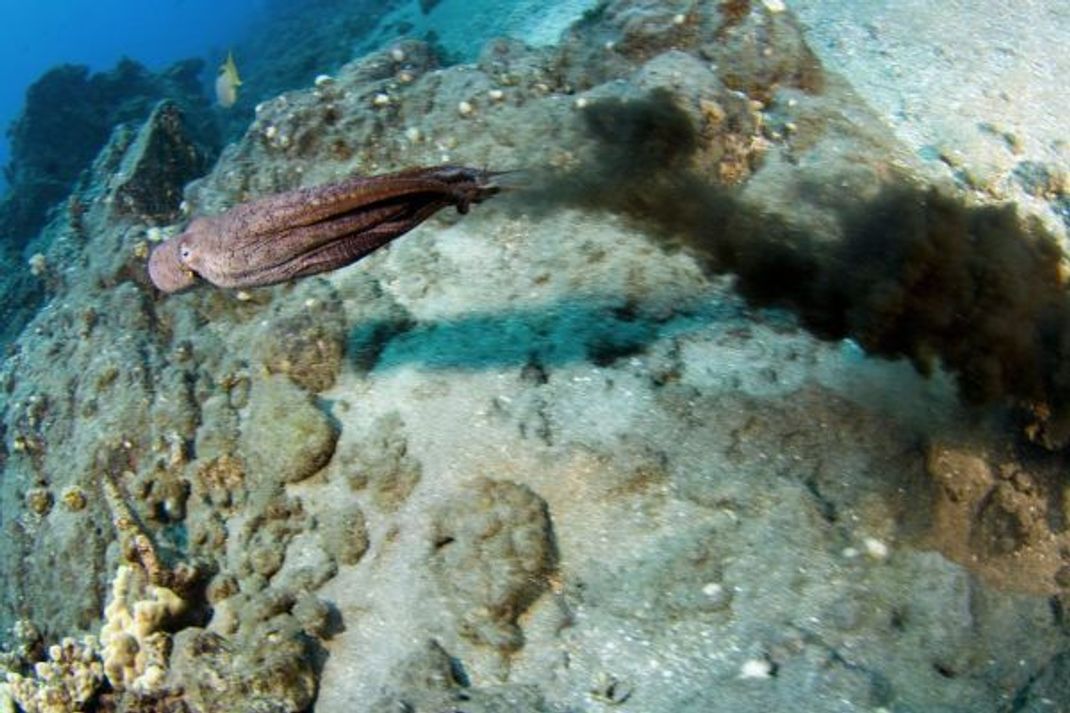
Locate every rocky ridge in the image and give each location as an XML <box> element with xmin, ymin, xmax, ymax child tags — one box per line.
<box><xmin>0</xmin><ymin>1</ymin><xmax>1067</xmax><ymax>712</ymax></box>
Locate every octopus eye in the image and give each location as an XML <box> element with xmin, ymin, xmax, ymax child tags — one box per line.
<box><xmin>179</xmin><ymin>245</ymin><xmax>192</xmax><ymax>262</ymax></box>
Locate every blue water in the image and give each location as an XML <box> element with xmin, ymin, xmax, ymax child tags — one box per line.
<box><xmin>0</xmin><ymin>0</ymin><xmax>265</xmax><ymax>194</ymax></box>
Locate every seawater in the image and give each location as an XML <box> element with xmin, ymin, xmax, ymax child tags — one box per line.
<box><xmin>0</xmin><ymin>0</ymin><xmax>267</xmax><ymax>194</ymax></box>
<box><xmin>0</xmin><ymin>1</ymin><xmax>1067</xmax><ymax>712</ymax></box>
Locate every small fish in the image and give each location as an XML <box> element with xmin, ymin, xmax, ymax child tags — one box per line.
<box><xmin>215</xmin><ymin>51</ymin><xmax>242</xmax><ymax>108</ymax></box>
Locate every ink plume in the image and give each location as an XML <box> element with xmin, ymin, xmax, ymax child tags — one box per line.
<box><xmin>526</xmin><ymin>91</ymin><xmax>1070</xmax><ymax>446</ymax></box>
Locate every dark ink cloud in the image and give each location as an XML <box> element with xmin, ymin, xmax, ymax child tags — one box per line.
<box><xmin>521</xmin><ymin>91</ymin><xmax>1070</xmax><ymax>446</ymax></box>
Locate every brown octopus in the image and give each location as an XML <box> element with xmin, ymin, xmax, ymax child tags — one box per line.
<box><xmin>148</xmin><ymin>165</ymin><xmax>502</xmax><ymax>292</ymax></box>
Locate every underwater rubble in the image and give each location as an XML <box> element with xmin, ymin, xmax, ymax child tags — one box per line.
<box><xmin>0</xmin><ymin>0</ymin><xmax>1068</xmax><ymax>712</ymax></box>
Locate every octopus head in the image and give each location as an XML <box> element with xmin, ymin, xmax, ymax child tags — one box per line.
<box><xmin>148</xmin><ymin>234</ymin><xmax>198</xmax><ymax>293</ymax></box>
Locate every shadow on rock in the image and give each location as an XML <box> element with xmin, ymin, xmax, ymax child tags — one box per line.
<box><xmin>350</xmin><ymin>291</ymin><xmax>736</xmax><ymax>373</ymax></box>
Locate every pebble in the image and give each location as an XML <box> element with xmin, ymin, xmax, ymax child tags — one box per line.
<box><xmin>27</xmin><ymin>253</ymin><xmax>47</xmax><ymax>276</ymax></box>
<box><xmin>739</xmin><ymin>658</ymin><xmax>773</xmax><ymax>679</ymax></box>
<box><xmin>700</xmin><ymin>581</ymin><xmax>732</xmax><ymax>610</ymax></box>
<box><xmin>863</xmin><ymin>537</ymin><xmax>890</xmax><ymax>560</ymax></box>
<box><xmin>25</xmin><ymin>488</ymin><xmax>53</xmax><ymax>516</ymax></box>
<box><xmin>62</xmin><ymin>486</ymin><xmax>88</xmax><ymax>512</ymax></box>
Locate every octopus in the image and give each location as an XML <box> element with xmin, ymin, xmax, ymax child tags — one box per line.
<box><xmin>148</xmin><ymin>165</ymin><xmax>502</xmax><ymax>292</ymax></box>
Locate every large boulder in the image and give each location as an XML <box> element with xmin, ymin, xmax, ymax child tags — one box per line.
<box><xmin>0</xmin><ymin>57</ymin><xmax>218</xmax><ymax>246</ymax></box>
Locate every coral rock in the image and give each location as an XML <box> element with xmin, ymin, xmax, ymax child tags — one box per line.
<box><xmin>429</xmin><ymin>479</ymin><xmax>557</xmax><ymax>651</ymax></box>
<box><xmin>108</xmin><ymin>100</ymin><xmax>210</xmax><ymax>224</ymax></box>
<box><xmin>240</xmin><ymin>375</ymin><xmax>338</xmax><ymax>487</ymax></box>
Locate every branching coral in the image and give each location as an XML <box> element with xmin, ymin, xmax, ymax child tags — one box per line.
<box><xmin>99</xmin><ymin>564</ymin><xmax>187</xmax><ymax>694</ymax></box>
<box><xmin>2</xmin><ymin>637</ymin><xmax>104</xmax><ymax>713</ymax></box>
<box><xmin>0</xmin><ymin>565</ymin><xmax>190</xmax><ymax>710</ymax></box>
<box><xmin>0</xmin><ymin>453</ymin><xmax>201</xmax><ymax>711</ymax></box>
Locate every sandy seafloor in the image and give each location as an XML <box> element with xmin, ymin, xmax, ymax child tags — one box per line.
<box><xmin>0</xmin><ymin>1</ymin><xmax>1068</xmax><ymax>712</ymax></box>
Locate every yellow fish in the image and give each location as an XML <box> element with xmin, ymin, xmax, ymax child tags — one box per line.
<box><xmin>215</xmin><ymin>51</ymin><xmax>242</xmax><ymax>108</ymax></box>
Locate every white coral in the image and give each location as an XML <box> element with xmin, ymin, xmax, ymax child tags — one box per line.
<box><xmin>2</xmin><ymin>637</ymin><xmax>104</xmax><ymax>713</ymax></box>
<box><xmin>0</xmin><ymin>563</ymin><xmax>188</xmax><ymax>711</ymax></box>
<box><xmin>99</xmin><ymin>564</ymin><xmax>187</xmax><ymax>693</ymax></box>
